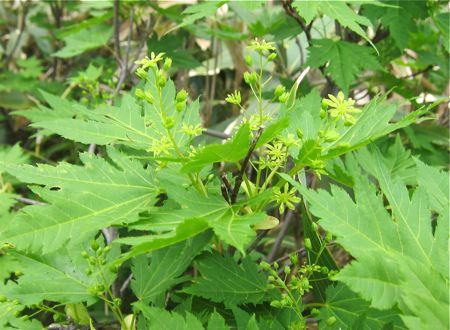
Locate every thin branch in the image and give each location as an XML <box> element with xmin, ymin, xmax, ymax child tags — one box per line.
<box><xmin>203</xmin><ymin>128</ymin><xmax>230</xmax><ymax>140</ymax></box>
<box><xmin>115</xmin><ymin>8</ymin><xmax>134</xmax><ymax>94</ymax></box>
<box><xmin>267</xmin><ymin>208</ymin><xmax>296</xmax><ymax>262</ymax></box>
<box><xmin>281</xmin><ymin>0</ymin><xmax>335</xmax><ymax>89</ymax></box>
<box><xmin>119</xmin><ymin>273</ymin><xmax>133</xmax><ymax>296</ymax></box>
<box><xmin>113</xmin><ymin>0</ymin><xmax>122</xmax><ymax>65</ymax></box>
<box><xmin>230</xmin><ymin>127</ymin><xmax>264</xmax><ymax>204</ymax></box>
<box><xmin>400</xmin><ymin>65</ymin><xmax>434</xmax><ymax>79</ymax></box>
<box><xmin>128</xmin><ymin>14</ymin><xmax>152</xmax><ymax>77</ymax></box>
<box><xmin>220</xmin><ymin>174</ymin><xmax>233</xmax><ymax>203</ymax></box>
<box><xmin>15</xmin><ymin>196</ymin><xmax>46</xmax><ymax>206</ymax></box>
<box><xmin>4</xmin><ymin>1</ymin><xmax>28</xmax><ymax>67</ymax></box>
<box><xmin>271</xmin><ymin>247</ymin><xmax>306</xmax><ymax>265</ymax></box>
<box><xmin>246</xmin><ymin>230</ymin><xmax>269</xmax><ymax>254</ymax></box>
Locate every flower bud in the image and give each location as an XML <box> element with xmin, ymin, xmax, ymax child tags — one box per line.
<box><xmin>136</xmin><ymin>67</ymin><xmax>147</xmax><ymax>80</ymax></box>
<box><xmin>91</xmin><ymin>240</ymin><xmax>99</xmax><ymax>251</ymax></box>
<box><xmin>278</xmin><ymin>92</ymin><xmax>289</xmax><ymax>103</ymax></box>
<box><xmin>175</xmin><ymin>102</ymin><xmax>184</xmax><ymax>112</ymax></box>
<box><xmin>326</xmin><ymin>317</ymin><xmax>337</xmax><ymax>326</ymax></box>
<box><xmin>157</xmin><ymin>74</ymin><xmax>167</xmax><ymax>88</ymax></box>
<box><xmin>163</xmin><ymin>58</ymin><xmax>172</xmax><ymax>71</ymax></box>
<box><xmin>244</xmin><ymin>71</ymin><xmax>258</xmax><ymax>85</ymax></box>
<box><xmin>135</xmin><ymin>88</ymin><xmax>145</xmax><ymax>98</ymax></box>
<box><xmin>344</xmin><ymin>115</ymin><xmax>357</xmax><ymax>126</ymax></box>
<box><xmin>274</xmin><ymin>85</ymin><xmax>285</xmax><ymax>97</ymax></box>
<box><xmin>163</xmin><ymin>117</ymin><xmax>175</xmax><ymax>129</ymax></box>
<box><xmin>268</xmin><ymin>52</ymin><xmax>277</xmax><ymax>61</ymax></box>
<box><xmin>311</xmin><ymin>308</ymin><xmax>320</xmax><ymax>316</ymax></box>
<box><xmin>244</xmin><ymin>55</ymin><xmax>253</xmax><ymax>66</ymax></box>
<box><xmin>176</xmin><ymin>89</ymin><xmax>188</xmax><ymax>102</ymax></box>
<box><xmin>304</xmin><ymin>238</ymin><xmax>312</xmax><ymax>250</ymax></box>
<box><xmin>270</xmin><ymin>301</ymin><xmax>282</xmax><ymax>308</ymax></box>
<box><xmin>290</xmin><ymin>254</ymin><xmax>298</xmax><ymax>265</ymax></box>
<box><xmin>260</xmin><ymin>261</ymin><xmax>271</xmax><ymax>271</ymax></box>
<box><xmin>284</xmin><ymin>266</ymin><xmax>291</xmax><ymax>275</ymax></box>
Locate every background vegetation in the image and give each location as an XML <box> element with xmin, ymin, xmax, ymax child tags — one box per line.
<box><xmin>0</xmin><ymin>1</ymin><xmax>448</xmax><ymax>329</ymax></box>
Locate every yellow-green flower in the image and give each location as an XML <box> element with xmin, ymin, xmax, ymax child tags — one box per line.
<box><xmin>135</xmin><ymin>52</ymin><xmax>165</xmax><ymax>70</ymax></box>
<box><xmin>225</xmin><ymin>90</ymin><xmax>241</xmax><ymax>105</ymax></box>
<box><xmin>182</xmin><ymin>123</ymin><xmax>204</xmax><ymax>137</ymax></box>
<box><xmin>272</xmin><ymin>183</ymin><xmax>300</xmax><ymax>214</ymax></box>
<box><xmin>247</xmin><ymin>38</ymin><xmax>276</xmax><ymax>53</ymax></box>
<box><xmin>323</xmin><ymin>91</ymin><xmax>360</xmax><ymax>125</ymax></box>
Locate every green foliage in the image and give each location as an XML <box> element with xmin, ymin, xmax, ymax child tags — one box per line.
<box><xmin>0</xmin><ymin>149</ymin><xmax>159</xmax><ymax>253</ymax></box>
<box><xmin>53</xmin><ymin>24</ymin><xmax>113</xmax><ymax>58</ymax></box>
<box><xmin>184</xmin><ymin>252</ymin><xmax>276</xmax><ymax>305</ymax></box>
<box><xmin>296</xmin><ymin>147</ymin><xmax>449</xmax><ymax>329</ymax></box>
<box><xmin>306</xmin><ymin>39</ymin><xmax>382</xmax><ymax>95</ymax></box>
<box><xmin>0</xmin><ymin>1</ymin><xmax>447</xmax><ymax>329</ymax></box>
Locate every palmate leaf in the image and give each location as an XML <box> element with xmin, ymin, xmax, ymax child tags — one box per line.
<box><xmin>131</xmin><ymin>232</ymin><xmax>211</xmax><ymax>303</ymax></box>
<box><xmin>0</xmin><ymin>144</ymin><xmax>28</xmax><ymax>173</ymax></box>
<box><xmin>0</xmin><ymin>249</ymin><xmax>95</xmax><ymax>305</ymax></box>
<box><xmin>135</xmin><ymin>303</ymin><xmax>203</xmax><ymax>330</ymax></box>
<box><xmin>122</xmin><ymin>173</ymin><xmax>266</xmax><ymax>256</ymax></box>
<box><xmin>181</xmin><ymin>123</ymin><xmax>251</xmax><ymax>173</ymax></box>
<box><xmin>22</xmin><ymin>80</ymin><xmax>201</xmax><ymax>154</ymax></box>
<box><xmin>53</xmin><ymin>24</ymin><xmax>113</xmax><ymax>58</ymax></box>
<box><xmin>0</xmin><ymin>148</ymin><xmax>159</xmax><ymax>254</ymax></box>
<box><xmin>363</xmin><ymin>1</ymin><xmax>427</xmax><ymax>50</ymax></box>
<box><xmin>184</xmin><ymin>252</ymin><xmax>276</xmax><ymax>305</ymax></box>
<box><xmin>292</xmin><ymin>1</ymin><xmax>373</xmax><ymax>43</ymax></box>
<box><xmin>291</xmin><ymin>96</ymin><xmax>427</xmax><ymax>169</ymax></box>
<box><xmin>318</xmin><ymin>283</ymin><xmax>404</xmax><ymax>329</ymax></box>
<box><xmin>306</xmin><ymin>39</ymin><xmax>382</xmax><ymax>95</ymax></box>
<box><xmin>0</xmin><ymin>193</ymin><xmax>16</xmax><ymax>218</ymax></box>
<box><xmin>321</xmin><ymin>96</ymin><xmax>428</xmax><ymax>160</ymax></box>
<box><xmin>0</xmin><ymin>301</ymin><xmax>42</xmax><ymax>330</ymax></box>
<box><xmin>296</xmin><ymin>147</ymin><xmax>449</xmax><ymax>328</ymax></box>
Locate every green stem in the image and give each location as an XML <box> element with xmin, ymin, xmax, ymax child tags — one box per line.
<box><xmin>153</xmin><ymin>70</ymin><xmax>207</xmax><ymax>197</ymax></box>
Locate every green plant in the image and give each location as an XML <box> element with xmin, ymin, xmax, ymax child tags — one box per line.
<box><xmin>0</xmin><ymin>1</ymin><xmax>448</xmax><ymax>329</ymax></box>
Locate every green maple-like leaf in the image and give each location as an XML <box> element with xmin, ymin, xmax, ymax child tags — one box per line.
<box><xmin>0</xmin><ymin>144</ymin><xmax>28</xmax><ymax>174</ymax></box>
<box><xmin>123</xmin><ymin>175</ymin><xmax>265</xmax><ymax>255</ymax></box>
<box><xmin>181</xmin><ymin>123</ymin><xmax>251</xmax><ymax>173</ymax></box>
<box><xmin>318</xmin><ymin>283</ymin><xmax>404</xmax><ymax>329</ymax></box>
<box><xmin>293</xmin><ymin>1</ymin><xmax>372</xmax><ymax>43</ymax></box>
<box><xmin>184</xmin><ymin>252</ymin><xmax>276</xmax><ymax>305</ymax></box>
<box><xmin>321</xmin><ymin>96</ymin><xmax>428</xmax><ymax>160</ymax></box>
<box><xmin>53</xmin><ymin>24</ymin><xmax>113</xmax><ymax>58</ymax></box>
<box><xmin>296</xmin><ymin>147</ymin><xmax>449</xmax><ymax>328</ymax></box>
<box><xmin>22</xmin><ymin>81</ymin><xmax>201</xmax><ymax>155</ymax></box>
<box><xmin>363</xmin><ymin>1</ymin><xmax>427</xmax><ymax>50</ymax></box>
<box><xmin>0</xmin><ymin>248</ymin><xmax>95</xmax><ymax>305</ymax></box>
<box><xmin>135</xmin><ymin>303</ymin><xmax>204</xmax><ymax>329</ymax></box>
<box><xmin>306</xmin><ymin>39</ymin><xmax>382</xmax><ymax>95</ymax></box>
<box><xmin>0</xmin><ymin>148</ymin><xmax>158</xmax><ymax>254</ymax></box>
<box><xmin>0</xmin><ymin>301</ymin><xmax>43</xmax><ymax>329</ymax></box>
<box><xmin>131</xmin><ymin>232</ymin><xmax>211</xmax><ymax>303</ymax></box>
